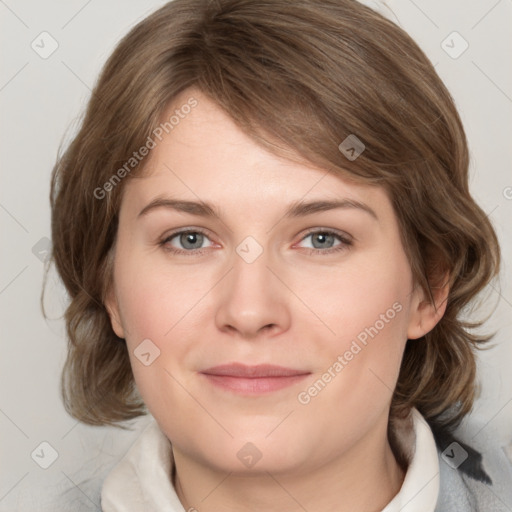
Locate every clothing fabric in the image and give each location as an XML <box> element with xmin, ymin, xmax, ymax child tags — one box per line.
<box><xmin>101</xmin><ymin>407</ymin><xmax>511</xmax><ymax>511</ymax></box>
<box><xmin>382</xmin><ymin>409</ymin><xmax>439</xmax><ymax>511</ymax></box>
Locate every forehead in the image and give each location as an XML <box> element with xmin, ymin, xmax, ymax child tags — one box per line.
<box><xmin>121</xmin><ymin>89</ymin><xmax>393</xmax><ymax>221</ymax></box>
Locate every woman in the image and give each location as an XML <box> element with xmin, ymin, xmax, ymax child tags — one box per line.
<box><xmin>48</xmin><ymin>0</ymin><xmax>510</xmax><ymax>510</ymax></box>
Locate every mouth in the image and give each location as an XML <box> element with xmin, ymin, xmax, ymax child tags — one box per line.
<box><xmin>199</xmin><ymin>363</ymin><xmax>311</xmax><ymax>395</ymax></box>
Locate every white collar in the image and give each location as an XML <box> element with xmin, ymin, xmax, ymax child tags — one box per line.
<box><xmin>101</xmin><ymin>416</ymin><xmax>184</xmax><ymax>512</ymax></box>
<box><xmin>101</xmin><ymin>408</ymin><xmax>439</xmax><ymax>512</ymax></box>
<box><xmin>382</xmin><ymin>408</ymin><xmax>440</xmax><ymax>512</ymax></box>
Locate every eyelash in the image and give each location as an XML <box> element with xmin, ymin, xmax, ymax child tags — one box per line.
<box><xmin>159</xmin><ymin>228</ymin><xmax>353</xmax><ymax>256</ymax></box>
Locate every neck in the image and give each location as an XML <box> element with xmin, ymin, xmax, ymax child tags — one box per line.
<box><xmin>172</xmin><ymin>424</ymin><xmax>405</xmax><ymax>512</ymax></box>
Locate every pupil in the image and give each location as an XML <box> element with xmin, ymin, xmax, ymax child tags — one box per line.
<box><xmin>182</xmin><ymin>232</ymin><xmax>202</xmax><ymax>249</ymax></box>
<box><xmin>314</xmin><ymin>233</ymin><xmax>332</xmax><ymax>248</ymax></box>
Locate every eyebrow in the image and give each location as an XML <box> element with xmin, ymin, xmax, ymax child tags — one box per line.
<box><xmin>137</xmin><ymin>196</ymin><xmax>378</xmax><ymax>220</ymax></box>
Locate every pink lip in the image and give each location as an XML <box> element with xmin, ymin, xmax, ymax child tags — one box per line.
<box><xmin>200</xmin><ymin>363</ymin><xmax>311</xmax><ymax>394</ymax></box>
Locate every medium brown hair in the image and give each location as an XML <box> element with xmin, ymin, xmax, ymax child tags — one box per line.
<box><xmin>47</xmin><ymin>0</ymin><xmax>500</xmax><ymax>431</ymax></box>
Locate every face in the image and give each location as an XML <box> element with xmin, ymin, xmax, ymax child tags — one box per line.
<box><xmin>106</xmin><ymin>88</ymin><xmax>442</xmax><ymax>476</ymax></box>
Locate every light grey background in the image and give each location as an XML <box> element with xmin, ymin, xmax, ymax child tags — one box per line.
<box><xmin>1</xmin><ymin>0</ymin><xmax>511</xmax><ymax>510</ymax></box>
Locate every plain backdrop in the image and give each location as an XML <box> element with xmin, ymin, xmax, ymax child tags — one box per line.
<box><xmin>1</xmin><ymin>0</ymin><xmax>511</xmax><ymax>510</ymax></box>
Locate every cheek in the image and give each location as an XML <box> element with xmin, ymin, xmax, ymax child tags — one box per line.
<box><xmin>114</xmin><ymin>248</ymin><xmax>208</xmax><ymax>345</ymax></box>
<box><xmin>113</xmin><ymin>253</ymin><xmax>216</xmax><ymax>408</ymax></box>
<box><xmin>113</xmin><ymin>258</ymin><xmax>201</xmax><ymax>418</ymax></box>
<box><xmin>293</xmin><ymin>248</ymin><xmax>414</xmax><ymax>402</ymax></box>
<box><xmin>298</xmin><ymin>250</ymin><xmax>412</xmax><ymax>345</ymax></box>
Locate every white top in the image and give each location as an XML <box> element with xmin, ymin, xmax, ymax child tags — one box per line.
<box><xmin>101</xmin><ymin>408</ymin><xmax>440</xmax><ymax>511</ymax></box>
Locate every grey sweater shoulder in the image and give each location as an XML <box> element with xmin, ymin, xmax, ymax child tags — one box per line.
<box><xmin>433</xmin><ymin>426</ymin><xmax>512</xmax><ymax>512</ymax></box>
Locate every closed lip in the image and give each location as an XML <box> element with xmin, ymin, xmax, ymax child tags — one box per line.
<box><xmin>200</xmin><ymin>363</ymin><xmax>310</xmax><ymax>378</ymax></box>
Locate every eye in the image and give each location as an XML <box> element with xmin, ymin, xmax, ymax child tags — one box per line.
<box><xmin>160</xmin><ymin>229</ymin><xmax>214</xmax><ymax>254</ymax></box>
<box><xmin>159</xmin><ymin>228</ymin><xmax>352</xmax><ymax>256</ymax></box>
<box><xmin>296</xmin><ymin>229</ymin><xmax>352</xmax><ymax>255</ymax></box>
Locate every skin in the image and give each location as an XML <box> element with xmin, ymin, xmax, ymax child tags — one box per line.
<box><xmin>106</xmin><ymin>87</ymin><xmax>448</xmax><ymax>512</ymax></box>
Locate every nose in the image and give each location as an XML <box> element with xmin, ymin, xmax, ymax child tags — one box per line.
<box><xmin>214</xmin><ymin>246</ymin><xmax>291</xmax><ymax>339</ymax></box>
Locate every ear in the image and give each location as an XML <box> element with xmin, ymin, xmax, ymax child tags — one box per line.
<box><xmin>104</xmin><ymin>285</ymin><xmax>126</xmax><ymax>339</ymax></box>
<box><xmin>407</xmin><ymin>273</ymin><xmax>450</xmax><ymax>340</ymax></box>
